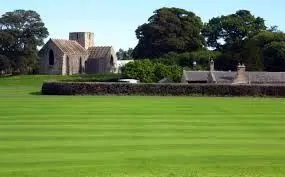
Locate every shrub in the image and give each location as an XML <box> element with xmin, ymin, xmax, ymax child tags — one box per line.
<box><xmin>42</xmin><ymin>81</ymin><xmax>285</xmax><ymax>97</ymax></box>
<box><xmin>121</xmin><ymin>59</ymin><xmax>182</xmax><ymax>83</ymax></box>
<box><xmin>154</xmin><ymin>63</ymin><xmax>182</xmax><ymax>82</ymax></box>
<box><xmin>121</xmin><ymin>59</ymin><xmax>155</xmax><ymax>83</ymax></box>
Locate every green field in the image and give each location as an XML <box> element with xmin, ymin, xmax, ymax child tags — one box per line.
<box><xmin>0</xmin><ymin>75</ymin><xmax>285</xmax><ymax>177</ymax></box>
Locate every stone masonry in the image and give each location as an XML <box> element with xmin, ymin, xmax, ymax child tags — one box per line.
<box><xmin>39</xmin><ymin>32</ymin><xmax>117</xmax><ymax>75</ymax></box>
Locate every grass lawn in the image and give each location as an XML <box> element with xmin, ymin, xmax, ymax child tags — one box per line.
<box><xmin>0</xmin><ymin>75</ymin><xmax>285</xmax><ymax>177</ymax></box>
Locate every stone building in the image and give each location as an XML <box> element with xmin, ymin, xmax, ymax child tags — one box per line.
<box><xmin>39</xmin><ymin>32</ymin><xmax>117</xmax><ymax>75</ymax></box>
<box><xmin>182</xmin><ymin>60</ymin><xmax>285</xmax><ymax>84</ymax></box>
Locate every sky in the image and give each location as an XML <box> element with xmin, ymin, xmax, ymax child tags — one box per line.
<box><xmin>1</xmin><ymin>0</ymin><xmax>285</xmax><ymax>52</ymax></box>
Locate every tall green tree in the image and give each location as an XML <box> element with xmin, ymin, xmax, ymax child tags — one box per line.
<box><xmin>133</xmin><ymin>7</ymin><xmax>205</xmax><ymax>59</ymax></box>
<box><xmin>202</xmin><ymin>10</ymin><xmax>267</xmax><ymax>70</ymax></box>
<box><xmin>116</xmin><ymin>48</ymin><xmax>133</xmax><ymax>60</ymax></box>
<box><xmin>243</xmin><ymin>31</ymin><xmax>285</xmax><ymax>71</ymax></box>
<box><xmin>202</xmin><ymin>10</ymin><xmax>267</xmax><ymax>51</ymax></box>
<box><xmin>0</xmin><ymin>55</ymin><xmax>11</xmax><ymax>74</ymax></box>
<box><xmin>0</xmin><ymin>10</ymin><xmax>49</xmax><ymax>74</ymax></box>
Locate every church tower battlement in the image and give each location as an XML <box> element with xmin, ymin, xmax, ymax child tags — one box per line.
<box><xmin>69</xmin><ymin>32</ymin><xmax>94</xmax><ymax>49</ymax></box>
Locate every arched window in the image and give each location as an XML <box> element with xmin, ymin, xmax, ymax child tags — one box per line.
<box><xmin>79</xmin><ymin>57</ymin><xmax>83</xmax><ymax>73</ymax></box>
<box><xmin>110</xmin><ymin>56</ymin><xmax>114</xmax><ymax>66</ymax></box>
<box><xmin>109</xmin><ymin>56</ymin><xmax>115</xmax><ymax>73</ymax></box>
<box><xmin>66</xmin><ymin>56</ymin><xmax>70</xmax><ymax>75</ymax></box>
<box><xmin>49</xmin><ymin>50</ymin><xmax>55</xmax><ymax>66</ymax></box>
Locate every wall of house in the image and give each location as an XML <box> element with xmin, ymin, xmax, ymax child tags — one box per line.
<box><xmin>39</xmin><ymin>41</ymin><xmax>64</xmax><ymax>75</ymax></box>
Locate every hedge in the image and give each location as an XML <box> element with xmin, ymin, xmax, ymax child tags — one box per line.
<box><xmin>41</xmin><ymin>81</ymin><xmax>285</xmax><ymax>97</ymax></box>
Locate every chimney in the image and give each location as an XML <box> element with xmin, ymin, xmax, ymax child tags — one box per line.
<box><xmin>208</xmin><ymin>59</ymin><xmax>216</xmax><ymax>83</ymax></box>
<box><xmin>233</xmin><ymin>63</ymin><xmax>248</xmax><ymax>84</ymax></box>
<box><xmin>210</xmin><ymin>59</ymin><xmax>215</xmax><ymax>71</ymax></box>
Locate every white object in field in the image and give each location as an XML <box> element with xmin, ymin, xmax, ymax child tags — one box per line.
<box><xmin>118</xmin><ymin>79</ymin><xmax>139</xmax><ymax>84</ymax></box>
<box><xmin>115</xmin><ymin>60</ymin><xmax>134</xmax><ymax>73</ymax></box>
<box><xmin>116</xmin><ymin>60</ymin><xmax>134</xmax><ymax>67</ymax></box>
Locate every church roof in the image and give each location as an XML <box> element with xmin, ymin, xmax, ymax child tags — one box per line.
<box><xmin>51</xmin><ymin>39</ymin><xmax>88</xmax><ymax>55</ymax></box>
<box><xmin>88</xmin><ymin>46</ymin><xmax>112</xmax><ymax>59</ymax></box>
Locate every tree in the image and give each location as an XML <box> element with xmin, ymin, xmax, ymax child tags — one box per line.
<box><xmin>0</xmin><ymin>55</ymin><xmax>11</xmax><ymax>74</ymax></box>
<box><xmin>242</xmin><ymin>31</ymin><xmax>285</xmax><ymax>71</ymax></box>
<box><xmin>263</xmin><ymin>41</ymin><xmax>285</xmax><ymax>71</ymax></box>
<box><xmin>133</xmin><ymin>7</ymin><xmax>205</xmax><ymax>59</ymax></box>
<box><xmin>116</xmin><ymin>48</ymin><xmax>133</xmax><ymax>60</ymax></box>
<box><xmin>268</xmin><ymin>26</ymin><xmax>280</xmax><ymax>32</ymax></box>
<box><xmin>153</xmin><ymin>50</ymin><xmax>221</xmax><ymax>70</ymax></box>
<box><xmin>0</xmin><ymin>10</ymin><xmax>49</xmax><ymax>74</ymax></box>
<box><xmin>202</xmin><ymin>10</ymin><xmax>267</xmax><ymax>51</ymax></box>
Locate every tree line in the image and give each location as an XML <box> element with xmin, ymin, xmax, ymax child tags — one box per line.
<box><xmin>118</xmin><ymin>7</ymin><xmax>285</xmax><ymax>72</ymax></box>
<box><xmin>1</xmin><ymin>8</ymin><xmax>285</xmax><ymax>75</ymax></box>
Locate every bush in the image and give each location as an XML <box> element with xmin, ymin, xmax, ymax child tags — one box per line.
<box><xmin>121</xmin><ymin>59</ymin><xmax>182</xmax><ymax>83</ymax></box>
<box><xmin>121</xmin><ymin>59</ymin><xmax>155</xmax><ymax>83</ymax></box>
<box><xmin>42</xmin><ymin>81</ymin><xmax>285</xmax><ymax>97</ymax></box>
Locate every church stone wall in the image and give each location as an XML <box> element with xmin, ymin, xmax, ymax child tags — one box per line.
<box><xmin>39</xmin><ymin>40</ymin><xmax>89</xmax><ymax>76</ymax></box>
<box><xmin>64</xmin><ymin>54</ymin><xmax>89</xmax><ymax>75</ymax></box>
<box><xmin>69</xmin><ymin>32</ymin><xmax>94</xmax><ymax>49</ymax></box>
<box><xmin>39</xmin><ymin>41</ymin><xmax>64</xmax><ymax>75</ymax></box>
<box><xmin>86</xmin><ymin>48</ymin><xmax>117</xmax><ymax>74</ymax></box>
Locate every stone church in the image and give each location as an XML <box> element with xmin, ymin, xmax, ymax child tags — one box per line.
<box><xmin>39</xmin><ymin>32</ymin><xmax>117</xmax><ymax>75</ymax></box>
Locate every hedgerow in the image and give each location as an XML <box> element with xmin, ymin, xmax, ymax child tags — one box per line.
<box><xmin>42</xmin><ymin>81</ymin><xmax>285</xmax><ymax>97</ymax></box>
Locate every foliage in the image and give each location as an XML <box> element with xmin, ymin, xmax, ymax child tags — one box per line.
<box><xmin>154</xmin><ymin>63</ymin><xmax>182</xmax><ymax>82</ymax></box>
<box><xmin>202</xmin><ymin>10</ymin><xmax>267</xmax><ymax>70</ymax></box>
<box><xmin>153</xmin><ymin>50</ymin><xmax>221</xmax><ymax>70</ymax></box>
<box><xmin>243</xmin><ymin>31</ymin><xmax>285</xmax><ymax>71</ymax></box>
<box><xmin>202</xmin><ymin>10</ymin><xmax>266</xmax><ymax>50</ymax></box>
<box><xmin>131</xmin><ymin>8</ymin><xmax>284</xmax><ymax>72</ymax></box>
<box><xmin>0</xmin><ymin>55</ymin><xmax>11</xmax><ymax>74</ymax></box>
<box><xmin>121</xmin><ymin>59</ymin><xmax>155</xmax><ymax>83</ymax></box>
<box><xmin>121</xmin><ymin>59</ymin><xmax>182</xmax><ymax>83</ymax></box>
<box><xmin>133</xmin><ymin>7</ymin><xmax>205</xmax><ymax>59</ymax></box>
<box><xmin>0</xmin><ymin>9</ymin><xmax>49</xmax><ymax>74</ymax></box>
<box><xmin>116</xmin><ymin>48</ymin><xmax>133</xmax><ymax>60</ymax></box>
<box><xmin>263</xmin><ymin>41</ymin><xmax>285</xmax><ymax>71</ymax></box>
<box><xmin>213</xmin><ymin>52</ymin><xmax>239</xmax><ymax>71</ymax></box>
<box><xmin>42</xmin><ymin>81</ymin><xmax>285</xmax><ymax>97</ymax></box>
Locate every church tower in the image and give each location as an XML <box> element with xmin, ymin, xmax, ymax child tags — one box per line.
<box><xmin>69</xmin><ymin>32</ymin><xmax>94</xmax><ymax>49</ymax></box>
